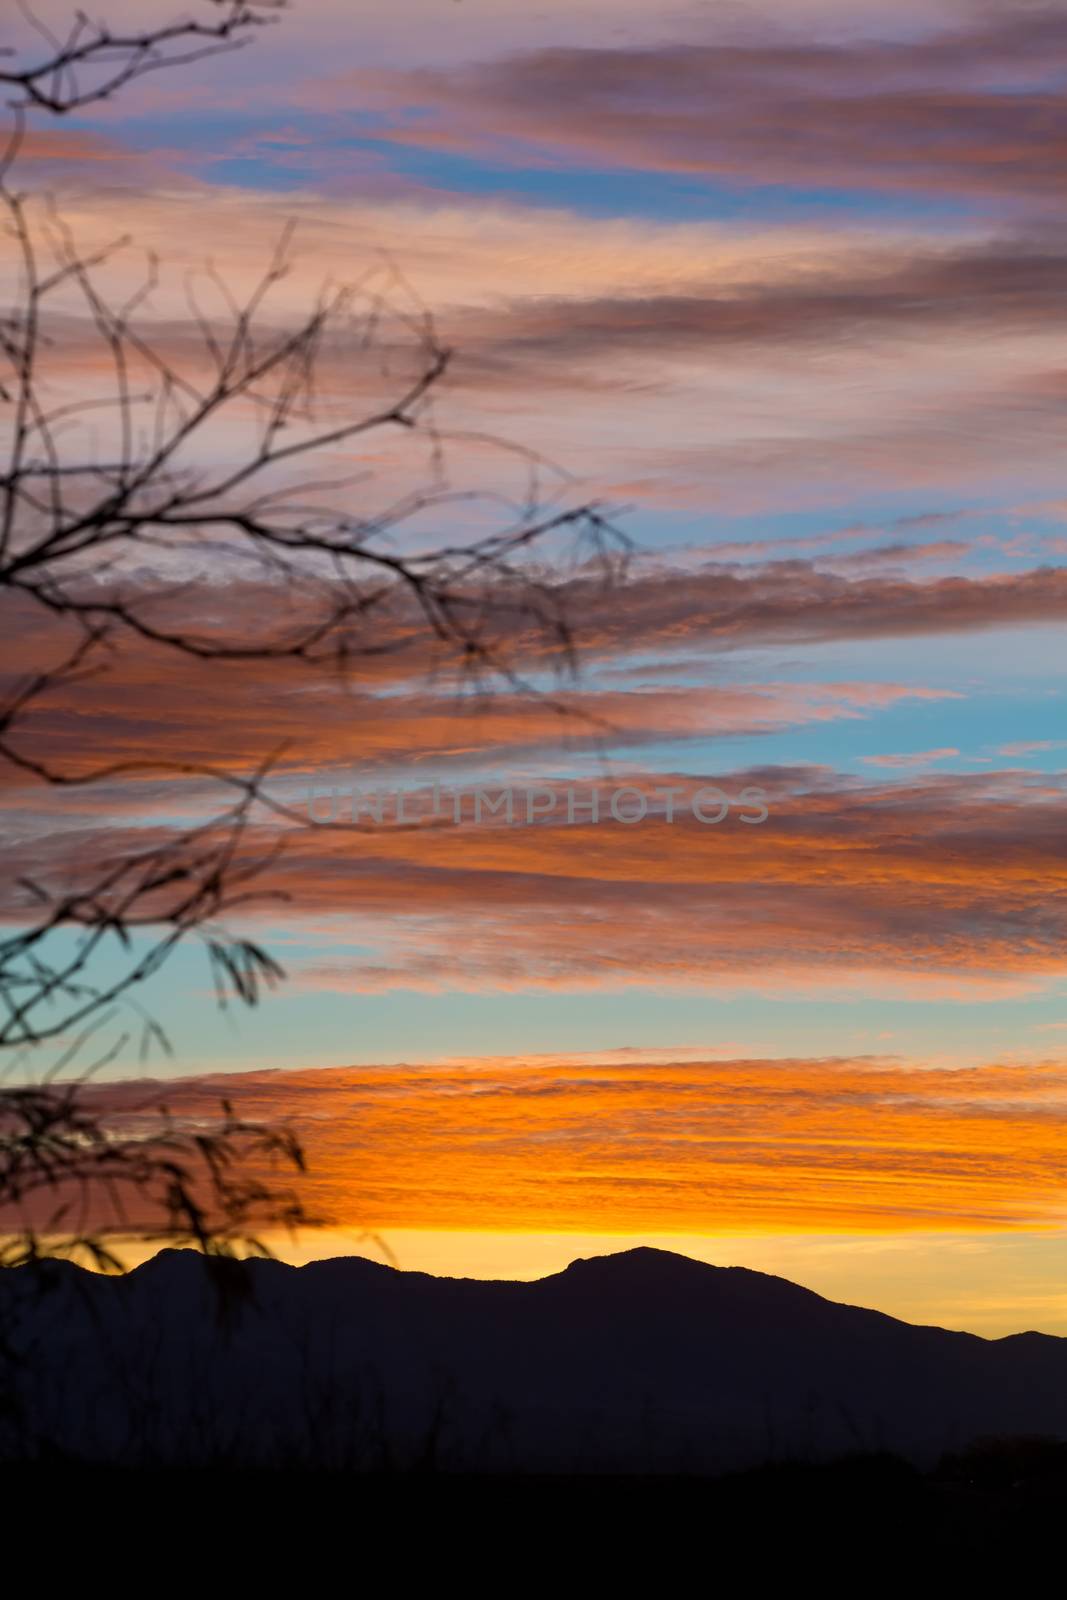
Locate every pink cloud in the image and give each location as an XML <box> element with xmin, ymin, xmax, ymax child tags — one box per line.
<box><xmin>324</xmin><ymin>11</ymin><xmax>1067</xmax><ymax>201</ymax></box>
<box><xmin>861</xmin><ymin>748</ymin><xmax>960</xmax><ymax>768</ymax></box>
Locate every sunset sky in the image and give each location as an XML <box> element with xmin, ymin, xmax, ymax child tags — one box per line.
<box><xmin>5</xmin><ymin>0</ymin><xmax>1067</xmax><ymax>1335</ymax></box>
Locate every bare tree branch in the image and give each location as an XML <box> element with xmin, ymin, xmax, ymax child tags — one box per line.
<box><xmin>1</xmin><ymin>1</ymin><xmax>282</xmax><ymax>116</ymax></box>
<box><xmin>0</xmin><ymin>2</ymin><xmax>627</xmax><ymax>1276</ymax></box>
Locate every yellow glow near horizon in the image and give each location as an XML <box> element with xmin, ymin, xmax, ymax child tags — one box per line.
<box><xmin>95</xmin><ymin>1226</ymin><xmax>1067</xmax><ymax>1340</ymax></box>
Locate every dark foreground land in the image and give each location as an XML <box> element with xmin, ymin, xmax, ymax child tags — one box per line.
<box><xmin>4</xmin><ymin>1446</ymin><xmax>1066</xmax><ymax>1568</ymax></box>
<box><xmin>6</xmin><ymin>1247</ymin><xmax>1067</xmax><ymax>1473</ymax></box>
<box><xmin>4</xmin><ymin>1248</ymin><xmax>1066</xmax><ymax>1569</ymax></box>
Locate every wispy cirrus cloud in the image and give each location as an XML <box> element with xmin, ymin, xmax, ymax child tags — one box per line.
<box><xmin>861</xmin><ymin>748</ymin><xmax>960</xmax><ymax>768</ymax></box>
<box><xmin>330</xmin><ymin>9</ymin><xmax>1067</xmax><ymax>203</ymax></box>
<box><xmin>997</xmin><ymin>738</ymin><xmax>1067</xmax><ymax>757</ymax></box>
<box><xmin>70</xmin><ymin>1050</ymin><xmax>1067</xmax><ymax>1234</ymax></box>
<box><xmin>8</xmin><ymin>4</ymin><xmax>1067</xmax><ymax>1238</ymax></box>
<box><xmin>9</xmin><ymin>554</ymin><xmax>1065</xmax><ymax>728</ymax></box>
<box><xmin>20</xmin><ymin>174</ymin><xmax>1067</xmax><ymax>513</ymax></box>
<box><xmin>277</xmin><ymin>771</ymin><xmax>1067</xmax><ymax>998</ymax></box>
<box><xmin>10</xmin><ymin>762</ymin><xmax>1067</xmax><ymax>999</ymax></box>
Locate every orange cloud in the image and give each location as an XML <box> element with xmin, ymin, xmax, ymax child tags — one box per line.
<box><xmin>75</xmin><ymin>1052</ymin><xmax>1067</xmax><ymax>1235</ymax></box>
<box><xmin>12</xmin><ymin>766</ymin><xmax>1064</xmax><ymax>999</ymax></box>
<box><xmin>255</xmin><ymin>764</ymin><xmax>1067</xmax><ymax>995</ymax></box>
<box><xmin>10</xmin><ymin>128</ymin><xmax>138</xmax><ymax>164</ymax></box>
<box><xmin>8</xmin><ymin>554</ymin><xmax>1067</xmax><ymax>799</ymax></box>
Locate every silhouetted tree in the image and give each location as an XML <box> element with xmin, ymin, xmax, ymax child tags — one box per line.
<box><xmin>0</xmin><ymin>1</ymin><xmax>623</xmax><ymax>1270</ymax></box>
<box><xmin>1</xmin><ymin>0</ymin><xmax>279</xmax><ymax>116</ymax></box>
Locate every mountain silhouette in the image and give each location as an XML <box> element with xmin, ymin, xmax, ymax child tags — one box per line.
<box><xmin>3</xmin><ymin>1246</ymin><xmax>1065</xmax><ymax>1472</ymax></box>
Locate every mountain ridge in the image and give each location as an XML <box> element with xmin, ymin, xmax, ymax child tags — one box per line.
<box><xmin>4</xmin><ymin>1244</ymin><xmax>1064</xmax><ymax>1472</ymax></box>
<box><xmin>124</xmin><ymin>1243</ymin><xmax>1057</xmax><ymax>1343</ymax></box>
